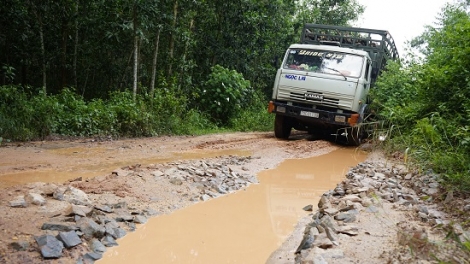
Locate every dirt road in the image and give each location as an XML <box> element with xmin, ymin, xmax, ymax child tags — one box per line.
<box><xmin>1</xmin><ymin>132</ymin><xmax>467</xmax><ymax>264</ymax></box>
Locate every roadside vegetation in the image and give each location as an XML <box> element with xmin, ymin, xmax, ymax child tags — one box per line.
<box><xmin>370</xmin><ymin>2</ymin><xmax>470</xmax><ymax>194</ymax></box>
<box><xmin>0</xmin><ymin>0</ymin><xmax>363</xmax><ymax>141</ymax></box>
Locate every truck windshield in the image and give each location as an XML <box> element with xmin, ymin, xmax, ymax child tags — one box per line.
<box><xmin>283</xmin><ymin>48</ymin><xmax>364</xmax><ymax>78</ymax></box>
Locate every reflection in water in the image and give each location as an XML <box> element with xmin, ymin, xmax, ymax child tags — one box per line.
<box><xmin>98</xmin><ymin>148</ymin><xmax>366</xmax><ymax>264</ymax></box>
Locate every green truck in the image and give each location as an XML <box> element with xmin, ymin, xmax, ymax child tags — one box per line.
<box><xmin>268</xmin><ymin>24</ymin><xmax>399</xmax><ymax>145</ymax></box>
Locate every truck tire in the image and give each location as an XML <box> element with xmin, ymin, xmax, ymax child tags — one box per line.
<box><xmin>346</xmin><ymin>126</ymin><xmax>364</xmax><ymax>146</ymax></box>
<box><xmin>274</xmin><ymin>114</ymin><xmax>292</xmax><ymax>139</ymax></box>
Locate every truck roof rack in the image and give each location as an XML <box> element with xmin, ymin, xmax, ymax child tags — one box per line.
<box><xmin>301</xmin><ymin>24</ymin><xmax>400</xmax><ymax>80</ymax></box>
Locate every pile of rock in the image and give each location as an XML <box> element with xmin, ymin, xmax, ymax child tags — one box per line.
<box><xmin>294</xmin><ymin>159</ymin><xmax>470</xmax><ymax>263</ymax></box>
<box><xmin>152</xmin><ymin>156</ymin><xmax>259</xmax><ymax>201</ymax></box>
<box><xmin>9</xmin><ymin>184</ymin><xmax>150</xmax><ymax>263</ymax></box>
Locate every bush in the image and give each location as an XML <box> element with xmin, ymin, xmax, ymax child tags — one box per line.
<box><xmin>199</xmin><ymin>65</ymin><xmax>252</xmax><ymax>125</ymax></box>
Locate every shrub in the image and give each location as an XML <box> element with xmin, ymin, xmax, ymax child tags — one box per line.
<box><xmin>199</xmin><ymin>65</ymin><xmax>252</xmax><ymax>125</ymax></box>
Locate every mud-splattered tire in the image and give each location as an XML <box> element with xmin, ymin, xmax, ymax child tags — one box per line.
<box><xmin>274</xmin><ymin>114</ymin><xmax>292</xmax><ymax>139</ymax></box>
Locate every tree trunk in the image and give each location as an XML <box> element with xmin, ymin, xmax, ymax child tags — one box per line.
<box><xmin>132</xmin><ymin>2</ymin><xmax>139</xmax><ymax>101</ymax></box>
<box><xmin>167</xmin><ymin>0</ymin><xmax>178</xmax><ymax>77</ymax></box>
<box><xmin>178</xmin><ymin>19</ymin><xmax>194</xmax><ymax>91</ymax></box>
<box><xmin>73</xmin><ymin>0</ymin><xmax>79</xmax><ymax>90</ymax></box>
<box><xmin>29</xmin><ymin>1</ymin><xmax>47</xmax><ymax>94</ymax></box>
<box><xmin>60</xmin><ymin>18</ymin><xmax>68</xmax><ymax>89</ymax></box>
<box><xmin>150</xmin><ymin>27</ymin><xmax>161</xmax><ymax>98</ymax></box>
<box><xmin>39</xmin><ymin>17</ymin><xmax>46</xmax><ymax>94</ymax></box>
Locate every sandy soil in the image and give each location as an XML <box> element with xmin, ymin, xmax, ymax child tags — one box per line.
<box><xmin>0</xmin><ymin>132</ymin><xmax>467</xmax><ymax>263</ymax></box>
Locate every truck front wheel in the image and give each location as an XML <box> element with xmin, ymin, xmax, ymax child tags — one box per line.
<box><xmin>274</xmin><ymin>114</ymin><xmax>292</xmax><ymax>139</ymax></box>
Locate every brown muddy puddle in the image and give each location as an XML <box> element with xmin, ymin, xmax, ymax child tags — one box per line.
<box><xmin>0</xmin><ymin>148</ymin><xmax>251</xmax><ymax>188</ymax></box>
<box><xmin>98</xmin><ymin>148</ymin><xmax>367</xmax><ymax>264</ymax></box>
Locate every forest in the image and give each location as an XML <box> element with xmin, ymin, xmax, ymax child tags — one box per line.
<box><xmin>2</xmin><ymin>1</ymin><xmax>470</xmax><ymax>192</ymax></box>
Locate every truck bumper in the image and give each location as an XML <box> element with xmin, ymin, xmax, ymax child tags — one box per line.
<box><xmin>268</xmin><ymin>101</ymin><xmax>359</xmax><ymax>127</ymax></box>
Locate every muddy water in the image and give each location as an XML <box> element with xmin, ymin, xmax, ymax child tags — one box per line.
<box><xmin>99</xmin><ymin>148</ymin><xmax>366</xmax><ymax>264</ymax></box>
<box><xmin>0</xmin><ymin>149</ymin><xmax>250</xmax><ymax>188</ymax></box>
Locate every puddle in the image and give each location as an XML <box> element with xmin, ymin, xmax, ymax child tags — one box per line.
<box><xmin>0</xmin><ymin>149</ymin><xmax>251</xmax><ymax>188</ymax></box>
<box><xmin>98</xmin><ymin>148</ymin><xmax>367</xmax><ymax>264</ymax></box>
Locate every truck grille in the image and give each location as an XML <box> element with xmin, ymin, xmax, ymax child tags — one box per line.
<box><xmin>277</xmin><ymin>85</ymin><xmax>353</xmax><ymax>109</ymax></box>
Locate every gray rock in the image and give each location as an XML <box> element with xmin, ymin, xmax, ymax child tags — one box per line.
<box><xmin>105</xmin><ymin>225</ymin><xmax>116</xmax><ymax>238</ymax></box>
<box><xmin>404</xmin><ymin>173</ymin><xmax>412</xmax><ymax>180</ymax></box>
<box><xmin>83</xmin><ymin>252</ymin><xmax>103</xmax><ymax>262</ymax></box>
<box><xmin>429</xmin><ymin>218</ymin><xmax>444</xmax><ymax>226</ymax></box>
<box><xmin>428</xmin><ymin>182</ymin><xmax>439</xmax><ymax>188</ymax></box>
<box><xmin>42</xmin><ymin>222</ymin><xmax>77</xmax><ymax>232</ymax></box>
<box><xmin>53</xmin><ymin>187</ymin><xmax>66</xmax><ymax>201</ymax></box>
<box><xmin>464</xmin><ymin>204</ymin><xmax>470</xmax><ymax>211</ymax></box>
<box><xmin>65</xmin><ymin>204</ymin><xmax>93</xmax><ymax>217</ymax></box>
<box><xmin>322</xmin><ymin>224</ymin><xmax>339</xmax><ymax>245</ymax></box>
<box><xmin>313</xmin><ymin>233</ymin><xmax>334</xmax><ymax>249</ymax></box>
<box><xmin>9</xmin><ymin>196</ymin><xmax>27</xmax><ymax>208</ymax></box>
<box><xmin>113</xmin><ymin>228</ymin><xmax>127</xmax><ymax>239</ymax></box>
<box><xmin>422</xmin><ymin>188</ymin><xmax>439</xmax><ymax>195</ymax></box>
<box><xmin>28</xmin><ymin>192</ymin><xmax>46</xmax><ymax>206</ymax></box>
<box><xmin>95</xmin><ymin>205</ymin><xmax>113</xmax><ymax>213</ymax></box>
<box><xmin>335</xmin><ymin>212</ymin><xmax>357</xmax><ymax>223</ymax></box>
<box><xmin>126</xmin><ymin>222</ymin><xmax>136</xmax><ymax>231</ymax></box>
<box><xmin>115</xmin><ymin>214</ymin><xmax>134</xmax><ymax>222</ymax></box>
<box><xmin>323</xmin><ymin>207</ymin><xmax>339</xmax><ymax>216</ymax></box>
<box><xmin>337</xmin><ymin>226</ymin><xmax>359</xmax><ymax>236</ymax></box>
<box><xmin>365</xmin><ymin>205</ymin><xmax>379</xmax><ymax>213</ymax></box>
<box><xmin>403</xmin><ymin>194</ymin><xmax>419</xmax><ymax>204</ymax></box>
<box><xmin>90</xmin><ymin>239</ymin><xmax>106</xmax><ymax>254</ymax></box>
<box><xmin>242</xmin><ymin>174</ymin><xmax>259</xmax><ymax>184</ymax></box>
<box><xmin>169</xmin><ymin>177</ymin><xmax>183</xmax><ymax>185</ymax></box>
<box><xmin>151</xmin><ymin>170</ymin><xmax>164</xmax><ymax>177</ymax></box>
<box><xmin>101</xmin><ymin>235</ymin><xmax>118</xmax><ymax>247</ymax></box>
<box><xmin>10</xmin><ymin>241</ymin><xmax>30</xmax><ymax>251</ymax></box>
<box><xmin>341</xmin><ymin>195</ymin><xmax>361</xmax><ymax>203</ymax></box>
<box><xmin>35</xmin><ymin>235</ymin><xmax>64</xmax><ymax>259</ymax></box>
<box><xmin>334</xmin><ymin>186</ymin><xmax>345</xmax><ymax>196</ymax></box>
<box><xmin>303</xmin><ymin>205</ymin><xmax>314</xmax><ymax>211</ymax></box>
<box><xmin>295</xmin><ymin>227</ymin><xmax>315</xmax><ymax>253</ymax></box>
<box><xmin>418</xmin><ymin>212</ymin><xmax>428</xmax><ymax>220</ymax></box>
<box><xmin>215</xmin><ymin>185</ymin><xmax>228</xmax><ymax>194</ymax></box>
<box><xmin>414</xmin><ymin>205</ymin><xmax>429</xmax><ymax>214</ymax></box>
<box><xmin>77</xmin><ymin>218</ymin><xmax>106</xmax><ymax>239</ymax></box>
<box><xmin>64</xmin><ymin>187</ymin><xmax>91</xmax><ymax>205</ymax></box>
<box><xmin>318</xmin><ymin>196</ymin><xmax>331</xmax><ymax>209</ymax></box>
<box><xmin>134</xmin><ymin>215</ymin><xmax>147</xmax><ymax>224</ymax></box>
<box><xmin>320</xmin><ymin>215</ymin><xmax>339</xmax><ymax>232</ymax></box>
<box><xmin>200</xmin><ymin>194</ymin><xmax>211</xmax><ymax>201</ymax></box>
<box><xmin>57</xmin><ymin>231</ymin><xmax>82</xmax><ymax>248</ymax></box>
<box><xmin>373</xmin><ymin>172</ymin><xmax>386</xmax><ymax>180</ymax></box>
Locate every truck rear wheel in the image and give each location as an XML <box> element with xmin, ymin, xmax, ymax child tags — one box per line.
<box><xmin>274</xmin><ymin>114</ymin><xmax>292</xmax><ymax>139</ymax></box>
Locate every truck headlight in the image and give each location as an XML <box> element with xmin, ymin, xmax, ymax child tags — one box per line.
<box><xmin>277</xmin><ymin>106</ymin><xmax>286</xmax><ymax>113</ymax></box>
